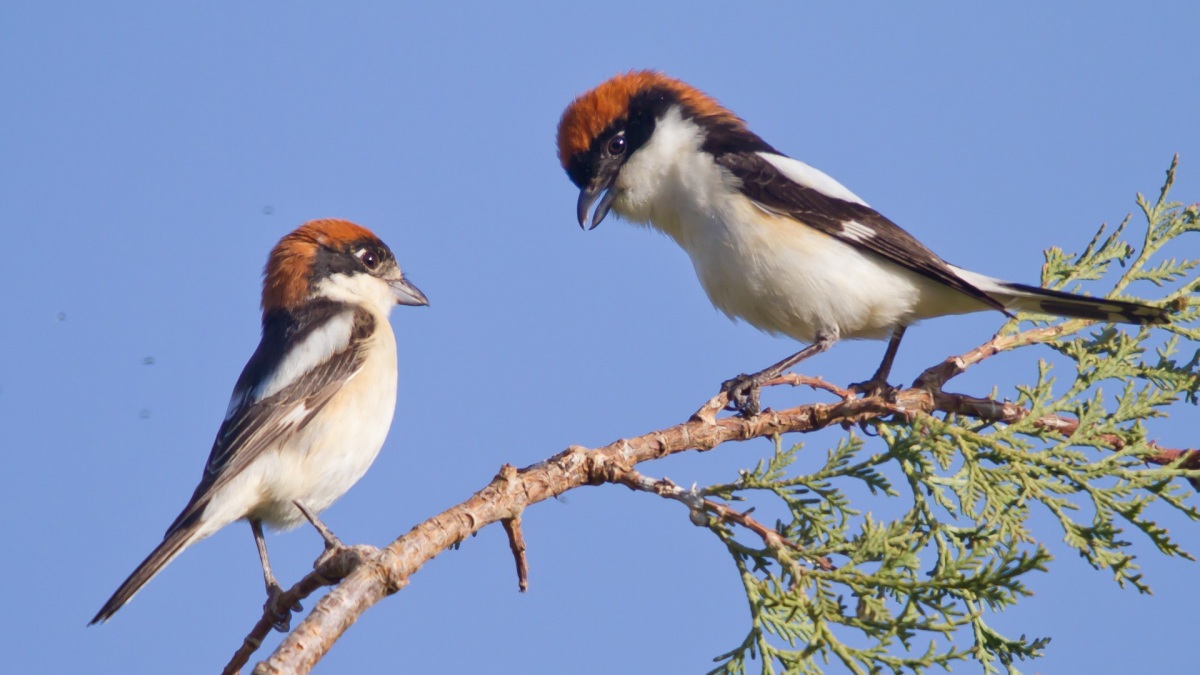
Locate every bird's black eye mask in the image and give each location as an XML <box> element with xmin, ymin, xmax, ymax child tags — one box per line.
<box><xmin>311</xmin><ymin>239</ymin><xmax>395</xmax><ymax>284</ymax></box>
<box><xmin>565</xmin><ymin>86</ymin><xmax>679</xmax><ymax>189</ymax></box>
<box><xmin>352</xmin><ymin>241</ymin><xmax>396</xmax><ymax>275</ymax></box>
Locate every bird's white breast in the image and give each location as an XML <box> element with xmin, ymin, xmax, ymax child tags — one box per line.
<box><xmin>267</xmin><ymin>317</ymin><xmax>396</xmax><ymax>528</ymax></box>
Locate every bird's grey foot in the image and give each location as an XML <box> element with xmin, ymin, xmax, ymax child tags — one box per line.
<box><xmin>314</xmin><ymin>540</ymin><xmax>349</xmax><ymax>569</ymax></box>
<box><xmin>721</xmin><ymin>373</ymin><xmax>764</xmax><ymax>417</ymax></box>
<box><xmin>848</xmin><ymin>376</ymin><xmax>897</xmax><ymax>400</ymax></box>
<box><xmin>264</xmin><ymin>582</ymin><xmax>302</xmax><ymax>633</ymax></box>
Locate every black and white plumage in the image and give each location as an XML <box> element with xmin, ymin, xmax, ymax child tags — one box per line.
<box><xmin>556</xmin><ymin>71</ymin><xmax>1169</xmax><ymax>413</ymax></box>
<box><xmin>91</xmin><ymin>219</ymin><xmax>428</xmax><ymax>625</ymax></box>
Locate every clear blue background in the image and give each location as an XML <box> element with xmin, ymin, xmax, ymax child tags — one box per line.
<box><xmin>3</xmin><ymin>3</ymin><xmax>1197</xmax><ymax>673</ymax></box>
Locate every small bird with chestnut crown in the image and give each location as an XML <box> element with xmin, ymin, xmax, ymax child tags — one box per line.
<box><xmin>91</xmin><ymin>219</ymin><xmax>428</xmax><ymax>628</ymax></box>
<box><xmin>557</xmin><ymin>71</ymin><xmax>1170</xmax><ymax>415</ymax></box>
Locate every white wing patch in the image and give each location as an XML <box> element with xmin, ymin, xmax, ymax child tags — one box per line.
<box><xmin>276</xmin><ymin>401</ymin><xmax>313</xmax><ymax>429</ymax></box>
<box><xmin>251</xmin><ymin>311</ymin><xmax>355</xmax><ymax>402</ymax></box>
<box><xmin>757</xmin><ymin>152</ymin><xmax>870</xmax><ymax>207</ymax></box>
<box><xmin>840</xmin><ymin>220</ymin><xmax>876</xmax><ymax>243</ymax></box>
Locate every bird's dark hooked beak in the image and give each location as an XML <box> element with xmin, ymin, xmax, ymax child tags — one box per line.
<box><xmin>389</xmin><ymin>275</ymin><xmax>429</xmax><ymax>307</ymax></box>
<box><xmin>576</xmin><ymin>177</ymin><xmax>618</xmax><ymax>231</ymax></box>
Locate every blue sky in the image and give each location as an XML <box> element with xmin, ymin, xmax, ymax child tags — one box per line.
<box><xmin>3</xmin><ymin>3</ymin><xmax>1198</xmax><ymax>673</ymax></box>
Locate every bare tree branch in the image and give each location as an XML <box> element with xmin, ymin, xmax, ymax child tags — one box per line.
<box><xmin>236</xmin><ymin>323</ymin><xmax>1198</xmax><ymax>674</ymax></box>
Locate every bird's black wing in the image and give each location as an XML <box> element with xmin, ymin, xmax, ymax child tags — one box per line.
<box><xmin>717</xmin><ymin>151</ymin><xmax>1008</xmax><ymax>314</ymax></box>
<box><xmin>165</xmin><ymin>303</ymin><xmax>376</xmax><ymax>536</ymax></box>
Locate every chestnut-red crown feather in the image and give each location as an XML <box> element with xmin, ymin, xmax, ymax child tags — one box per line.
<box><xmin>556</xmin><ymin>70</ymin><xmax>744</xmax><ymax>167</ymax></box>
<box><xmin>262</xmin><ymin>219</ymin><xmax>382</xmax><ymax>312</ymax></box>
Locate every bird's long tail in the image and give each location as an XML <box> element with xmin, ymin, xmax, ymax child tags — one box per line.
<box><xmin>89</xmin><ymin>523</ymin><xmax>201</xmax><ymax>625</ymax></box>
<box><xmin>949</xmin><ymin>265</ymin><xmax>1171</xmax><ymax>324</ymax></box>
<box><xmin>996</xmin><ymin>281</ymin><xmax>1171</xmax><ymax>324</ymax></box>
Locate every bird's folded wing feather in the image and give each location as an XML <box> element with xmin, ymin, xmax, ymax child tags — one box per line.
<box><xmin>165</xmin><ymin>304</ymin><xmax>375</xmax><ymax>535</ymax></box>
<box><xmin>717</xmin><ymin>151</ymin><xmax>1008</xmax><ymax>314</ymax></box>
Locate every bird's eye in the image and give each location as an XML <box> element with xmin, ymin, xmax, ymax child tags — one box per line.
<box><xmin>358</xmin><ymin>249</ymin><xmax>379</xmax><ymax>269</ymax></box>
<box><xmin>606</xmin><ymin>133</ymin><xmax>626</xmax><ymax>156</ymax></box>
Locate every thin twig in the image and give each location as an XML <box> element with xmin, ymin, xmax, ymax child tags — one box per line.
<box><xmin>500</xmin><ymin>512</ymin><xmax>529</xmax><ymax>593</ymax></box>
<box><xmin>606</xmin><ymin>466</ymin><xmax>835</xmax><ymax>571</ymax></box>
<box><xmin>765</xmin><ymin>373</ymin><xmax>855</xmax><ymax>400</ymax></box>
<box><xmin>914</xmin><ymin>322</ymin><xmax>1084</xmax><ymax>391</ymax></box>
